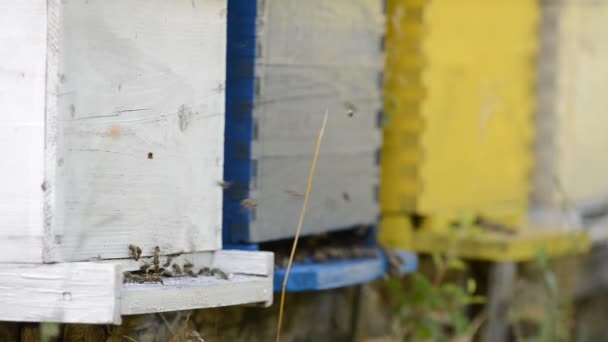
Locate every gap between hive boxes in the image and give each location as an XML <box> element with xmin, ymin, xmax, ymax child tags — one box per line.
<box><xmin>0</xmin><ymin>250</ymin><xmax>273</xmax><ymax>325</ymax></box>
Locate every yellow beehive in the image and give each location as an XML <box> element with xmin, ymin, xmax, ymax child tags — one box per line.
<box><xmin>380</xmin><ymin>0</ymin><xmax>590</xmax><ymax>260</ymax></box>
<box><xmin>382</xmin><ymin>0</ymin><xmax>537</xmax><ymax>228</ymax></box>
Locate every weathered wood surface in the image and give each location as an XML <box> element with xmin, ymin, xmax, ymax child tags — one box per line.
<box><xmin>0</xmin><ymin>262</ymin><xmax>122</xmax><ymax>324</ymax></box>
<box><xmin>121</xmin><ymin>274</ymin><xmax>272</xmax><ymax>315</ymax></box>
<box><xmin>0</xmin><ymin>0</ymin><xmax>228</xmax><ymax>262</ymax></box>
<box><xmin>224</xmin><ymin>0</ymin><xmax>384</xmax><ymax>243</ymax></box>
<box><xmin>0</xmin><ymin>251</ymin><xmax>273</xmax><ymax>322</ymax></box>
<box><xmin>535</xmin><ymin>0</ymin><xmax>608</xmax><ymax>210</ymax></box>
<box><xmin>120</xmin><ymin>250</ymin><xmax>274</xmax><ymax>314</ymax></box>
<box><xmin>50</xmin><ymin>0</ymin><xmax>227</xmax><ymax>261</ymax></box>
<box><xmin>0</xmin><ymin>0</ymin><xmax>47</xmax><ymax>263</ymax></box>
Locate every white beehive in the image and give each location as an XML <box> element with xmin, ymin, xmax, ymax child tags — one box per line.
<box><xmin>1</xmin><ymin>0</ymin><xmax>226</xmax><ymax>263</ymax></box>
<box><xmin>0</xmin><ymin>0</ymin><xmax>273</xmax><ymax>323</ymax></box>
<box><xmin>534</xmin><ymin>0</ymin><xmax>608</xmax><ymax>238</ymax></box>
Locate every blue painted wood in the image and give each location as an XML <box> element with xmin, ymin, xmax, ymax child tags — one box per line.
<box><xmin>222</xmin><ymin>243</ymin><xmax>260</xmax><ymax>251</ymax></box>
<box><xmin>273</xmin><ymin>250</ymin><xmax>418</xmax><ymax>292</ymax></box>
<box><xmin>223</xmin><ymin>0</ymin><xmax>257</xmax><ymax>243</ymax></box>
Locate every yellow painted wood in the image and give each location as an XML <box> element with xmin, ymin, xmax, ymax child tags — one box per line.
<box><xmin>382</xmin><ymin>0</ymin><xmax>537</xmax><ymax>232</ymax></box>
<box><xmin>535</xmin><ymin>0</ymin><xmax>608</xmax><ymax>208</ymax></box>
<box><xmin>380</xmin><ymin>216</ymin><xmax>590</xmax><ymax>262</ymax></box>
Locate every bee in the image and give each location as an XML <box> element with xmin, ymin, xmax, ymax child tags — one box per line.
<box><xmin>172</xmin><ymin>263</ymin><xmax>182</xmax><ymax>275</ymax></box>
<box><xmin>211</xmin><ymin>268</ymin><xmax>229</xmax><ymax>280</ymax></box>
<box><xmin>240</xmin><ymin>198</ymin><xmax>257</xmax><ymax>208</ymax></box>
<box><xmin>198</xmin><ymin>267</ymin><xmax>212</xmax><ymax>276</ymax></box>
<box><xmin>123</xmin><ymin>272</ymin><xmax>140</xmax><ymax>284</ymax></box>
<box><xmin>163</xmin><ymin>256</ymin><xmax>173</xmax><ymax>268</ymax></box>
<box><xmin>285</xmin><ymin>189</ymin><xmax>304</xmax><ymax>197</ymax></box>
<box><xmin>140</xmin><ymin>261</ymin><xmax>152</xmax><ymax>273</ymax></box>
<box><xmin>325</xmin><ymin>247</ymin><xmax>342</xmax><ymax>260</ymax></box>
<box><xmin>129</xmin><ymin>244</ymin><xmax>142</xmax><ymax>261</ymax></box>
<box><xmin>217</xmin><ymin>180</ymin><xmax>232</xmax><ymax>189</ymax></box>
<box><xmin>183</xmin><ymin>261</ymin><xmax>196</xmax><ymax>277</ymax></box>
<box><xmin>344</xmin><ymin>101</ymin><xmax>357</xmax><ymax>117</ymax></box>
<box><xmin>153</xmin><ymin>246</ymin><xmax>161</xmax><ymax>272</ymax></box>
<box><xmin>312</xmin><ymin>250</ymin><xmax>328</xmax><ymax>263</ymax></box>
<box><xmin>144</xmin><ymin>273</ymin><xmax>163</xmax><ymax>284</ymax></box>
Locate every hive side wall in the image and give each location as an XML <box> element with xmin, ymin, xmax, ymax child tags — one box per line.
<box><xmin>47</xmin><ymin>0</ymin><xmax>227</xmax><ymax>261</ymax></box>
<box><xmin>0</xmin><ymin>0</ymin><xmax>48</xmax><ymax>262</ymax></box>
<box><xmin>555</xmin><ymin>0</ymin><xmax>608</xmax><ymax>206</ymax></box>
<box><xmin>226</xmin><ymin>0</ymin><xmax>384</xmax><ymax>242</ymax></box>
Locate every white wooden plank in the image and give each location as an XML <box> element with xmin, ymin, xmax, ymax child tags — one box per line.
<box><xmin>0</xmin><ymin>0</ymin><xmax>47</xmax><ymax>263</ymax></box>
<box><xmin>0</xmin><ymin>262</ymin><xmax>122</xmax><ymax>324</ymax></box>
<box><xmin>121</xmin><ymin>274</ymin><xmax>273</xmax><ymax>315</ymax></box>
<box><xmin>98</xmin><ymin>250</ymin><xmax>273</xmax><ymax>276</ymax></box>
<box><xmin>212</xmin><ymin>250</ymin><xmax>274</xmax><ymax>276</ymax></box>
<box><xmin>47</xmin><ymin>0</ymin><xmax>227</xmax><ymax>261</ymax></box>
<box><xmin>97</xmin><ymin>250</ymin><xmax>215</xmax><ymax>272</ymax></box>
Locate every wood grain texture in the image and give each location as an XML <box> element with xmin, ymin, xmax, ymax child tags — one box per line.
<box><xmin>48</xmin><ymin>0</ymin><xmax>227</xmax><ymax>261</ymax></box>
<box><xmin>121</xmin><ymin>273</ymin><xmax>273</xmax><ymax>315</ymax></box>
<box><xmin>212</xmin><ymin>250</ymin><xmax>274</xmax><ymax>276</ymax></box>
<box><xmin>0</xmin><ymin>262</ymin><xmax>121</xmax><ymax>324</ymax></box>
<box><xmin>224</xmin><ymin>0</ymin><xmax>384</xmax><ymax>243</ymax></box>
<box><xmin>0</xmin><ymin>0</ymin><xmax>47</xmax><ymax>263</ymax></box>
<box><xmin>97</xmin><ymin>250</ymin><xmax>273</xmax><ymax>276</ymax></box>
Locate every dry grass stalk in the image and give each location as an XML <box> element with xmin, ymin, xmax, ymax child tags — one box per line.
<box><xmin>275</xmin><ymin>110</ymin><xmax>329</xmax><ymax>342</ymax></box>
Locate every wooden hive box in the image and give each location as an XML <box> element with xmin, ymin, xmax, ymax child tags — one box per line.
<box><xmin>380</xmin><ymin>0</ymin><xmax>591</xmax><ymax>261</ymax></box>
<box><xmin>533</xmin><ymin>0</ymin><xmax>608</xmax><ymax>240</ymax></box>
<box><xmin>223</xmin><ymin>0</ymin><xmax>384</xmax><ymax>243</ymax></box>
<box><xmin>381</xmin><ymin>0</ymin><xmax>537</xmax><ymax>231</ymax></box>
<box><xmin>0</xmin><ymin>0</ymin><xmax>274</xmax><ymax>324</ymax></box>
<box><xmin>1</xmin><ymin>0</ymin><xmax>226</xmax><ymax>263</ymax></box>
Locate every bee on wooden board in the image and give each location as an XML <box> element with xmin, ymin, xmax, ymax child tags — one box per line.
<box><xmin>140</xmin><ymin>261</ymin><xmax>152</xmax><ymax>273</ymax></box>
<box><xmin>198</xmin><ymin>267</ymin><xmax>212</xmax><ymax>276</ymax></box>
<box><xmin>211</xmin><ymin>268</ymin><xmax>230</xmax><ymax>280</ymax></box>
<box><xmin>172</xmin><ymin>263</ymin><xmax>183</xmax><ymax>275</ymax></box>
<box><xmin>153</xmin><ymin>246</ymin><xmax>161</xmax><ymax>272</ymax></box>
<box><xmin>129</xmin><ymin>244</ymin><xmax>142</xmax><ymax>261</ymax></box>
<box><xmin>163</xmin><ymin>256</ymin><xmax>173</xmax><ymax>268</ymax></box>
<box><xmin>183</xmin><ymin>261</ymin><xmax>196</xmax><ymax>277</ymax></box>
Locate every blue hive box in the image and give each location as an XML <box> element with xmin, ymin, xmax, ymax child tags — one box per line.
<box><xmin>224</xmin><ymin>0</ymin><xmax>385</xmax><ymax>243</ymax></box>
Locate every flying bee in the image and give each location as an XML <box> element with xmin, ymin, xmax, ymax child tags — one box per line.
<box><xmin>344</xmin><ymin>101</ymin><xmax>357</xmax><ymax>117</ymax></box>
<box><xmin>163</xmin><ymin>256</ymin><xmax>173</xmax><ymax>268</ymax></box>
<box><xmin>153</xmin><ymin>246</ymin><xmax>161</xmax><ymax>272</ymax></box>
<box><xmin>129</xmin><ymin>244</ymin><xmax>142</xmax><ymax>261</ymax></box>
<box><xmin>240</xmin><ymin>198</ymin><xmax>257</xmax><ymax>209</ymax></box>
<box><xmin>217</xmin><ymin>180</ymin><xmax>232</xmax><ymax>189</ymax></box>
<box><xmin>285</xmin><ymin>189</ymin><xmax>304</xmax><ymax>197</ymax></box>
<box><xmin>172</xmin><ymin>263</ymin><xmax>182</xmax><ymax>275</ymax></box>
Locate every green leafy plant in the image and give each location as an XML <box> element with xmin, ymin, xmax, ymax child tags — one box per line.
<box><xmin>387</xmin><ymin>251</ymin><xmax>484</xmax><ymax>342</ymax></box>
<box><xmin>511</xmin><ymin>249</ymin><xmax>573</xmax><ymax>342</ymax></box>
